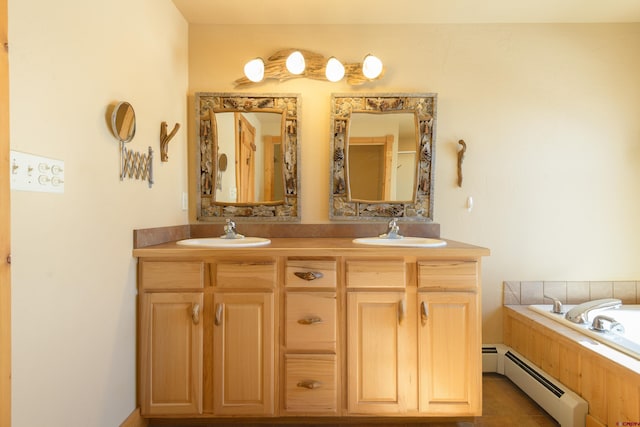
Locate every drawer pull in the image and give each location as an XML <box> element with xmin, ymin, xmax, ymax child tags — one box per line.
<box><xmin>294</xmin><ymin>271</ymin><xmax>324</xmax><ymax>281</ymax></box>
<box><xmin>420</xmin><ymin>301</ymin><xmax>428</xmax><ymax>325</ymax></box>
<box><xmin>215</xmin><ymin>303</ymin><xmax>223</xmax><ymax>326</ymax></box>
<box><xmin>298</xmin><ymin>316</ymin><xmax>323</xmax><ymax>325</ymax></box>
<box><xmin>191</xmin><ymin>303</ymin><xmax>201</xmax><ymax>325</ymax></box>
<box><xmin>297</xmin><ymin>380</ymin><xmax>322</xmax><ymax>389</ymax></box>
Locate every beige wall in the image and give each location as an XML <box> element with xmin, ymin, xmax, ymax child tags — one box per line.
<box><xmin>9</xmin><ymin>0</ymin><xmax>188</xmax><ymax>426</ymax></box>
<box><xmin>189</xmin><ymin>24</ymin><xmax>640</xmax><ymax>342</ymax></box>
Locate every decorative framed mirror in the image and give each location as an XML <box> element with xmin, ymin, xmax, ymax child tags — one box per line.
<box><xmin>195</xmin><ymin>93</ymin><xmax>300</xmax><ymax>221</ymax></box>
<box><xmin>329</xmin><ymin>93</ymin><xmax>437</xmax><ymax>221</ymax></box>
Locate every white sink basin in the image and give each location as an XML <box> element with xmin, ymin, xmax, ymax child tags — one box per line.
<box><xmin>176</xmin><ymin>237</ymin><xmax>271</xmax><ymax>248</ymax></box>
<box><xmin>352</xmin><ymin>237</ymin><xmax>447</xmax><ymax>248</ymax></box>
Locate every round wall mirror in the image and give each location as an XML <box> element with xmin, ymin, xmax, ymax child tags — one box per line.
<box><xmin>111</xmin><ymin>101</ymin><xmax>136</xmax><ymax>143</ymax></box>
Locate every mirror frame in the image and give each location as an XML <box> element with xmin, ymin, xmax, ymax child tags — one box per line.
<box><xmin>329</xmin><ymin>93</ymin><xmax>437</xmax><ymax>221</ymax></box>
<box><xmin>195</xmin><ymin>92</ymin><xmax>301</xmax><ymax>222</ymax></box>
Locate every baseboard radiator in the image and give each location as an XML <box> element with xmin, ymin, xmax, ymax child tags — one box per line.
<box><xmin>482</xmin><ymin>344</ymin><xmax>588</xmax><ymax>427</ymax></box>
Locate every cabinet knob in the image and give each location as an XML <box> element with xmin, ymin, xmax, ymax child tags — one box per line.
<box><xmin>297</xmin><ymin>380</ymin><xmax>322</xmax><ymax>389</ymax></box>
<box><xmin>420</xmin><ymin>301</ymin><xmax>428</xmax><ymax>325</ymax></box>
<box><xmin>191</xmin><ymin>303</ymin><xmax>200</xmax><ymax>324</ymax></box>
<box><xmin>215</xmin><ymin>303</ymin><xmax>223</xmax><ymax>326</ymax></box>
<box><xmin>398</xmin><ymin>297</ymin><xmax>406</xmax><ymax>325</ymax></box>
<box><xmin>294</xmin><ymin>271</ymin><xmax>323</xmax><ymax>281</ymax></box>
<box><xmin>298</xmin><ymin>316</ymin><xmax>323</xmax><ymax>325</ymax></box>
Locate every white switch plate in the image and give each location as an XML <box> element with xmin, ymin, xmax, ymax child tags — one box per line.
<box><xmin>181</xmin><ymin>192</ymin><xmax>188</xmax><ymax>210</ymax></box>
<box><xmin>10</xmin><ymin>150</ymin><xmax>65</xmax><ymax>193</ymax></box>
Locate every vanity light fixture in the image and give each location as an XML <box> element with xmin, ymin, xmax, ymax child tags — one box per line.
<box><xmin>243</xmin><ymin>58</ymin><xmax>265</xmax><ymax>83</ymax></box>
<box><xmin>285</xmin><ymin>51</ymin><xmax>306</xmax><ymax>75</ymax></box>
<box><xmin>325</xmin><ymin>57</ymin><xmax>345</xmax><ymax>82</ymax></box>
<box><xmin>362</xmin><ymin>54</ymin><xmax>383</xmax><ymax>79</ymax></box>
<box><xmin>236</xmin><ymin>48</ymin><xmax>384</xmax><ymax>86</ymax></box>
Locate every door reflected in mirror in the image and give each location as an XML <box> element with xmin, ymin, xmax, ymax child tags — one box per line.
<box><xmin>330</xmin><ymin>93</ymin><xmax>437</xmax><ymax>221</ymax></box>
<box><xmin>215</xmin><ymin>112</ymin><xmax>283</xmax><ymax>203</ymax></box>
<box><xmin>195</xmin><ymin>93</ymin><xmax>300</xmax><ymax>222</ymax></box>
<box><xmin>348</xmin><ymin>113</ymin><xmax>416</xmax><ymax>202</ymax></box>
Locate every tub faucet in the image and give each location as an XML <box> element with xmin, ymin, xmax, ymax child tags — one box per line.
<box><xmin>379</xmin><ymin>218</ymin><xmax>403</xmax><ymax>239</ymax></box>
<box><xmin>565</xmin><ymin>298</ymin><xmax>622</xmax><ymax>324</ymax></box>
<box><xmin>591</xmin><ymin>315</ymin><xmax>625</xmax><ymax>334</ymax></box>
<box><xmin>544</xmin><ymin>295</ymin><xmax>563</xmax><ymax>314</ymax></box>
<box><xmin>221</xmin><ymin>218</ymin><xmax>244</xmax><ymax>239</ymax></box>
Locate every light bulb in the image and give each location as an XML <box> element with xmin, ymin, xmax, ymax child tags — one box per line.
<box><xmin>362</xmin><ymin>54</ymin><xmax>383</xmax><ymax>79</ymax></box>
<box><xmin>286</xmin><ymin>51</ymin><xmax>306</xmax><ymax>75</ymax></box>
<box><xmin>244</xmin><ymin>58</ymin><xmax>264</xmax><ymax>82</ymax></box>
<box><xmin>325</xmin><ymin>57</ymin><xmax>345</xmax><ymax>82</ymax></box>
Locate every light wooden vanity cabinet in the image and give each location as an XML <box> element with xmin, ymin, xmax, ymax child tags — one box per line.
<box><xmin>345</xmin><ymin>258</ymin><xmax>482</xmax><ymax>417</ymax></box>
<box><xmin>346</xmin><ymin>259</ymin><xmax>412</xmax><ymax>414</ymax></box>
<box><xmin>134</xmin><ymin>238</ymin><xmax>488</xmax><ymax>421</ymax></box>
<box><xmin>137</xmin><ymin>258</ymin><xmax>276</xmax><ymax>417</ymax></box>
<box><xmin>417</xmin><ymin>260</ymin><xmax>481</xmax><ymax>415</ymax></box>
<box><xmin>282</xmin><ymin>259</ymin><xmax>338</xmax><ymax>415</ymax></box>
<box><xmin>138</xmin><ymin>261</ymin><xmax>205</xmax><ymax>416</ymax></box>
<box><xmin>212</xmin><ymin>259</ymin><xmax>276</xmax><ymax>416</ymax></box>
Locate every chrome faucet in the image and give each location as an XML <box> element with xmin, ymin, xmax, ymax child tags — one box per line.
<box><xmin>220</xmin><ymin>218</ymin><xmax>244</xmax><ymax>239</ymax></box>
<box><xmin>544</xmin><ymin>295</ymin><xmax>564</xmax><ymax>314</ymax></box>
<box><xmin>565</xmin><ymin>298</ymin><xmax>622</xmax><ymax>324</ymax></box>
<box><xmin>379</xmin><ymin>218</ymin><xmax>403</xmax><ymax>239</ymax></box>
<box><xmin>591</xmin><ymin>315</ymin><xmax>625</xmax><ymax>334</ymax></box>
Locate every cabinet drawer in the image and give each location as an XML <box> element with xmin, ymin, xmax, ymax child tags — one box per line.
<box><xmin>216</xmin><ymin>261</ymin><xmax>276</xmax><ymax>288</ymax></box>
<box><xmin>346</xmin><ymin>260</ymin><xmax>405</xmax><ymax>288</ymax></box>
<box><xmin>284</xmin><ymin>354</ymin><xmax>337</xmax><ymax>413</ymax></box>
<box><xmin>285</xmin><ymin>293</ymin><xmax>336</xmax><ymax>352</ymax></box>
<box><xmin>285</xmin><ymin>260</ymin><xmax>336</xmax><ymax>288</ymax></box>
<box><xmin>418</xmin><ymin>261</ymin><xmax>478</xmax><ymax>290</ymax></box>
<box><xmin>140</xmin><ymin>261</ymin><xmax>203</xmax><ymax>290</ymax></box>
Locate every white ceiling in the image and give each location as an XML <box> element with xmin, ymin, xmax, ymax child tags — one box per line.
<box><xmin>172</xmin><ymin>0</ymin><xmax>640</xmax><ymax>25</ymax></box>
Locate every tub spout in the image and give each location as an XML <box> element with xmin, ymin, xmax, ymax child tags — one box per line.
<box><xmin>565</xmin><ymin>298</ymin><xmax>622</xmax><ymax>324</ymax></box>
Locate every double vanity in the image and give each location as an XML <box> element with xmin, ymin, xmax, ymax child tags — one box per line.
<box><xmin>131</xmin><ymin>91</ymin><xmax>488</xmax><ymax>421</ymax></box>
<box><xmin>133</xmin><ymin>224</ymin><xmax>489</xmax><ymax>421</ymax></box>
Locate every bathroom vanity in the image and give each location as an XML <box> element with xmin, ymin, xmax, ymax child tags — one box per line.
<box><xmin>133</xmin><ymin>236</ymin><xmax>489</xmax><ymax>421</ymax></box>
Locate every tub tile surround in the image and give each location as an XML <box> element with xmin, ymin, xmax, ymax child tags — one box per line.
<box><xmin>503</xmin><ymin>280</ymin><xmax>640</xmax><ymax>305</ymax></box>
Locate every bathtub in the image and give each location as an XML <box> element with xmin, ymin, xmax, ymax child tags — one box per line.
<box><xmin>529</xmin><ymin>304</ymin><xmax>640</xmax><ymax>361</ymax></box>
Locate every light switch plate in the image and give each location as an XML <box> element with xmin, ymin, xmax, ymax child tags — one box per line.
<box><xmin>10</xmin><ymin>150</ymin><xmax>65</xmax><ymax>193</ymax></box>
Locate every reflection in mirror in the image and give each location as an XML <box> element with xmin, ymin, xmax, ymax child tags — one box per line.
<box><xmin>348</xmin><ymin>113</ymin><xmax>416</xmax><ymax>201</ymax></box>
<box><xmin>214</xmin><ymin>112</ymin><xmax>283</xmax><ymax>203</ymax></box>
<box><xmin>196</xmin><ymin>93</ymin><xmax>300</xmax><ymax>221</ymax></box>
<box><xmin>330</xmin><ymin>93</ymin><xmax>437</xmax><ymax>221</ymax></box>
<box><xmin>111</xmin><ymin>102</ymin><xmax>136</xmax><ymax>143</ymax></box>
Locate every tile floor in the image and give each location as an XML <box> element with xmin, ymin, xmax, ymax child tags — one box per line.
<box><xmin>149</xmin><ymin>373</ymin><xmax>559</xmax><ymax>426</ymax></box>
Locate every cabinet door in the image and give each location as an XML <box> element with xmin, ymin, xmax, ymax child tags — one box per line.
<box><xmin>418</xmin><ymin>292</ymin><xmax>480</xmax><ymax>415</ymax></box>
<box><xmin>213</xmin><ymin>292</ymin><xmax>274</xmax><ymax>415</ymax></box>
<box><xmin>347</xmin><ymin>291</ymin><xmax>410</xmax><ymax>414</ymax></box>
<box><xmin>140</xmin><ymin>292</ymin><xmax>203</xmax><ymax>416</ymax></box>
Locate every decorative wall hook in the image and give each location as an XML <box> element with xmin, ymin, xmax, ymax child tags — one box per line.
<box><xmin>457</xmin><ymin>139</ymin><xmax>467</xmax><ymax>187</ymax></box>
<box><xmin>160</xmin><ymin>121</ymin><xmax>180</xmax><ymax>162</ymax></box>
